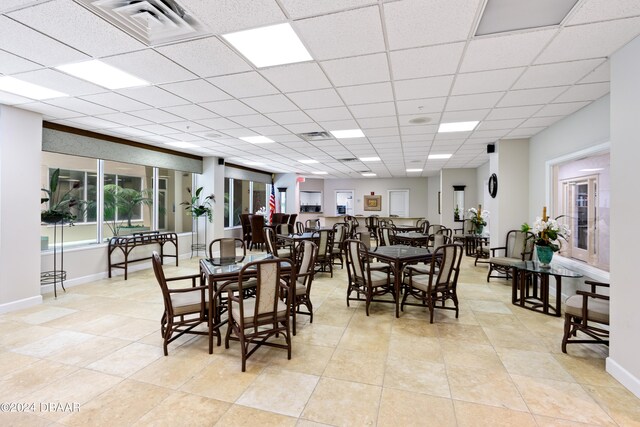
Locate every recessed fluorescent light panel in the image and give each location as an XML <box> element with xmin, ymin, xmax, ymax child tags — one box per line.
<box><xmin>406</xmin><ymin>168</ymin><xmax>423</xmax><ymax>172</ymax></box>
<box><xmin>438</xmin><ymin>121</ymin><xmax>479</xmax><ymax>133</ymax></box>
<box><xmin>361</xmin><ymin>173</ymin><xmax>376</xmax><ymax>177</ymax></box>
<box><xmin>165</xmin><ymin>141</ymin><xmax>197</xmax><ymax>148</ymax></box>
<box><xmin>330</xmin><ymin>129</ymin><xmax>365</xmax><ymax>139</ymax></box>
<box><xmin>240</xmin><ymin>136</ymin><xmax>274</xmax><ymax>144</ymax></box>
<box><xmin>299</xmin><ymin>159</ymin><xmax>319</xmax><ymax>164</ymax></box>
<box><xmin>428</xmin><ymin>154</ymin><xmax>452</xmax><ymax>160</ymax></box>
<box><xmin>56</xmin><ymin>60</ymin><xmax>149</xmax><ymax>89</ymax></box>
<box><xmin>476</xmin><ymin>0</ymin><xmax>578</xmax><ymax>36</ymax></box>
<box><xmin>0</xmin><ymin>76</ymin><xmax>68</xmax><ymax>100</ymax></box>
<box><xmin>359</xmin><ymin>157</ymin><xmax>381</xmax><ymax>162</ymax></box>
<box><xmin>222</xmin><ymin>23</ymin><xmax>312</xmax><ymax>68</ymax></box>
<box><xmin>312</xmin><ymin>171</ymin><xmax>328</xmax><ymax>175</ymax></box>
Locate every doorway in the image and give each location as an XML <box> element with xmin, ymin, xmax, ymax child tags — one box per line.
<box><xmin>335</xmin><ymin>190</ymin><xmax>354</xmax><ymax>216</ymax></box>
<box><xmin>388</xmin><ymin>190</ymin><xmax>409</xmax><ymax>217</ymax></box>
<box><xmin>561</xmin><ymin>176</ymin><xmax>597</xmax><ymax>263</ymax></box>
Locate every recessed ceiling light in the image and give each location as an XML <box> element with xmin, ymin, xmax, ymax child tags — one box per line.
<box><xmin>438</xmin><ymin>121</ymin><xmax>479</xmax><ymax>133</ymax></box>
<box><xmin>476</xmin><ymin>0</ymin><xmax>578</xmax><ymax>36</ymax></box>
<box><xmin>56</xmin><ymin>60</ymin><xmax>149</xmax><ymax>89</ymax></box>
<box><xmin>0</xmin><ymin>76</ymin><xmax>68</xmax><ymax>100</ymax></box>
<box><xmin>408</xmin><ymin>117</ymin><xmax>432</xmax><ymax>124</ymax></box>
<box><xmin>579</xmin><ymin>168</ymin><xmax>604</xmax><ymax>172</ymax></box>
<box><xmin>428</xmin><ymin>154</ymin><xmax>452</xmax><ymax>160</ymax></box>
<box><xmin>299</xmin><ymin>159</ymin><xmax>319</xmax><ymax>164</ymax></box>
<box><xmin>406</xmin><ymin>168</ymin><xmax>423</xmax><ymax>172</ymax></box>
<box><xmin>359</xmin><ymin>157</ymin><xmax>381</xmax><ymax>162</ymax></box>
<box><xmin>164</xmin><ymin>141</ymin><xmax>198</xmax><ymax>148</ymax></box>
<box><xmin>312</xmin><ymin>171</ymin><xmax>328</xmax><ymax>175</ymax></box>
<box><xmin>222</xmin><ymin>23</ymin><xmax>312</xmax><ymax>68</ymax></box>
<box><xmin>361</xmin><ymin>173</ymin><xmax>376</xmax><ymax>177</ymax></box>
<box><xmin>243</xmin><ymin>161</ymin><xmax>264</xmax><ymax>166</ymax></box>
<box><xmin>240</xmin><ymin>136</ymin><xmax>274</xmax><ymax>144</ymax></box>
<box><xmin>330</xmin><ymin>129</ymin><xmax>365</xmax><ymax>139</ymax></box>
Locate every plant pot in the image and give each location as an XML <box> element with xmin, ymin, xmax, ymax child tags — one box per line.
<box><xmin>536</xmin><ymin>245</ymin><xmax>554</xmax><ymax>267</ymax></box>
<box><xmin>475</xmin><ymin>224</ymin><xmax>484</xmax><ymax>235</ymax></box>
<box><xmin>41</xmin><ymin>211</ymin><xmax>67</xmax><ymax>224</ymax></box>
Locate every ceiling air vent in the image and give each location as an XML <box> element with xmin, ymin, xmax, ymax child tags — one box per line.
<box><xmin>296</xmin><ymin>131</ymin><xmax>332</xmax><ymax>142</ymax></box>
<box><xmin>338</xmin><ymin>158</ymin><xmax>359</xmax><ymax>163</ymax></box>
<box><xmin>74</xmin><ymin>0</ymin><xmax>208</xmax><ymax>46</ymax></box>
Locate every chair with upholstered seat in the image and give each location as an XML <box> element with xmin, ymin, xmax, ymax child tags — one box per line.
<box><xmin>562</xmin><ymin>280</ymin><xmax>609</xmax><ymax>353</ymax></box>
<box><xmin>452</xmin><ymin>219</ymin><xmax>474</xmax><ymax>243</ymax></box>
<box><xmin>401</xmin><ymin>244</ymin><xmax>463</xmax><ymax>323</ymax></box>
<box><xmin>292</xmin><ymin>241</ymin><xmax>319</xmax><ymax>325</ymax></box>
<box><xmin>313</xmin><ymin>229</ymin><xmax>334</xmax><ymax>276</ymax></box>
<box><xmin>264</xmin><ymin>226</ymin><xmax>293</xmax><ymax>260</ymax></box>
<box><xmin>208</xmin><ymin>237</ymin><xmax>245</xmax><ymax>259</ymax></box>
<box><xmin>487</xmin><ymin>229</ymin><xmax>534</xmax><ymax>281</ymax></box>
<box><xmin>152</xmin><ymin>251</ymin><xmax>214</xmax><ymax>355</ymax></box>
<box><xmin>378</xmin><ymin>226</ymin><xmax>396</xmax><ymax>246</ymax></box>
<box><xmin>331</xmin><ymin>222</ymin><xmax>347</xmax><ymax>268</ymax></box>
<box><xmin>295</xmin><ymin>221</ymin><xmax>305</xmax><ymax>234</ymax></box>
<box><xmin>404</xmin><ymin>230</ymin><xmax>451</xmax><ymax>278</ymax></box>
<box><xmin>344</xmin><ymin>239</ymin><xmax>394</xmax><ymax>316</ymax></box>
<box><xmin>224</xmin><ymin>258</ymin><xmax>292</xmax><ymax>371</ymax></box>
<box><xmin>305</xmin><ymin>218</ymin><xmax>320</xmax><ymax>232</ymax></box>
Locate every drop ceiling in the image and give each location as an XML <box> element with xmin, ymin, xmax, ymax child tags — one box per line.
<box><xmin>1</xmin><ymin>0</ymin><xmax>638</xmax><ymax>178</ymax></box>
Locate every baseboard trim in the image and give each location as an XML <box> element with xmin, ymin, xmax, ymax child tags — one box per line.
<box><xmin>606</xmin><ymin>357</ymin><xmax>640</xmax><ymax>398</ymax></box>
<box><xmin>0</xmin><ymin>295</ymin><xmax>43</xmax><ymax>314</ymax></box>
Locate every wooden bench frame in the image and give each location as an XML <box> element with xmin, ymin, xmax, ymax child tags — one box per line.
<box><xmin>108</xmin><ymin>231</ymin><xmax>179</xmax><ymax>280</ymax></box>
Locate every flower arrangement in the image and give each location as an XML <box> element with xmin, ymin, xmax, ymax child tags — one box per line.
<box><xmin>255</xmin><ymin>206</ymin><xmax>267</xmax><ymax>216</ymax></box>
<box><xmin>180</xmin><ymin>187</ymin><xmax>214</xmax><ymax>222</ymax></box>
<box><xmin>468</xmin><ymin>205</ymin><xmax>489</xmax><ymax>231</ymax></box>
<box><xmin>521</xmin><ymin>207</ymin><xmax>570</xmax><ymax>252</ymax></box>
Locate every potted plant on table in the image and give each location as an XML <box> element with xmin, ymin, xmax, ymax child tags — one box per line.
<box><xmin>41</xmin><ymin>168</ymin><xmax>80</xmax><ymax>225</ymax></box>
<box><xmin>521</xmin><ymin>207</ymin><xmax>570</xmax><ymax>267</ymax></box>
<box><xmin>467</xmin><ymin>205</ymin><xmax>489</xmax><ymax>235</ymax></box>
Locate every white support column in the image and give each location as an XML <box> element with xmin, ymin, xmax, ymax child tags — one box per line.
<box><xmin>198</xmin><ymin>157</ymin><xmax>225</xmax><ymax>241</ymax></box>
<box><xmin>0</xmin><ymin>106</ymin><xmax>43</xmax><ymax>313</ymax></box>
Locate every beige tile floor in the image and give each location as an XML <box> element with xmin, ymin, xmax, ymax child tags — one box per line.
<box><xmin>2</xmin><ymin>252</ymin><xmax>639</xmax><ymax>426</ymax></box>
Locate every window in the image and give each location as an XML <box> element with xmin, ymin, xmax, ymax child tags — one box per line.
<box><xmin>223</xmin><ymin>177</ymin><xmax>269</xmax><ymax>227</ymax></box>
<box><xmin>553</xmin><ymin>151</ymin><xmax>609</xmax><ymax>271</ymax></box>
<box><xmin>158</xmin><ymin>168</ymin><xmax>193</xmax><ymax>233</ymax></box>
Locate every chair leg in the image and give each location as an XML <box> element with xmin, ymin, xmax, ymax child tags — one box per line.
<box><xmin>562</xmin><ymin>313</ymin><xmax>572</xmax><ymax>353</ymax></box>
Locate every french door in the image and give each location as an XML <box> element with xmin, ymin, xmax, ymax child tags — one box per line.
<box><xmin>561</xmin><ymin>176</ymin><xmax>597</xmax><ymax>263</ymax></box>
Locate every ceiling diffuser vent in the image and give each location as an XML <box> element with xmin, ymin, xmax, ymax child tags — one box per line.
<box><xmin>75</xmin><ymin>0</ymin><xmax>208</xmax><ymax>46</ymax></box>
<box><xmin>296</xmin><ymin>131</ymin><xmax>332</xmax><ymax>142</ymax></box>
<box><xmin>338</xmin><ymin>158</ymin><xmax>359</xmax><ymax>162</ymax></box>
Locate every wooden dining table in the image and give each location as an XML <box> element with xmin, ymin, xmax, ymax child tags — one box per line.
<box><xmin>367</xmin><ymin>245</ymin><xmax>436</xmax><ymax>317</ymax></box>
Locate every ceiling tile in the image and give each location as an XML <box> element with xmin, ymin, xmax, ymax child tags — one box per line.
<box><xmin>441</xmin><ymin>109</ymin><xmax>490</xmax><ymax>122</ymax></box>
<box><xmin>157</xmin><ymin>36</ymin><xmax>252</xmax><ymax>78</ymax></box>
<box><xmin>394</xmin><ymin>76</ymin><xmax>454</xmax><ymax>100</ymax></box>
<box><xmin>579</xmin><ymin>60</ymin><xmax>610</xmax><ymax>83</ymax></box>
<box><xmin>181</xmin><ymin>0</ymin><xmax>286</xmax><ymax>34</ymax></box>
<box><xmin>241</xmin><ymin>94</ymin><xmax>298</xmax><ymax>113</ymax></box>
<box><xmin>396</xmin><ymin>98</ymin><xmax>446</xmax><ymax>115</ymax></box>
<box><xmin>519</xmin><ymin>116</ymin><xmax>564</xmax><ymax>128</ymax></box>
<box><xmin>0</xmin><ymin>49</ymin><xmax>41</xmax><ymax>74</ymax></box>
<box><xmin>390</xmin><ymin>43</ymin><xmax>465</xmax><ymax>80</ymax></box>
<box><xmin>321</xmin><ymin>53</ymin><xmax>390</xmax><ymax>87</ymax></box>
<box><xmin>165</xmin><ymin>121</ymin><xmax>210</xmax><ymax>133</ymax></box>
<box><xmin>319</xmin><ymin>119</ymin><xmax>359</xmax><ymax>130</ymax></box>
<box><xmin>363</xmin><ymin>127</ymin><xmax>399</xmax><ymax>137</ymax></box>
<box><xmin>398</xmin><ymin>113</ymin><xmax>442</xmax><ymax>127</ymax></box>
<box><xmin>44</xmin><ymin>97</ymin><xmax>116</xmax><ymax>115</ymax></box>
<box><xmin>536</xmin><ymin>17</ymin><xmax>640</xmax><ymax>64</ymax></box>
<box><xmin>95</xmin><ymin>112</ymin><xmax>151</xmax><ymax>127</ymax></box>
<box><xmin>567</xmin><ymin>0</ymin><xmax>640</xmax><ymax>25</ymax></box>
<box><xmin>260</xmin><ymin>62</ymin><xmax>332</xmax><ymax>93</ymax></box>
<box><xmin>207</xmin><ymin>71</ymin><xmax>278</xmax><ymax>98</ymax></box>
<box><xmin>12</xmin><ymin>68</ymin><xmax>105</xmax><ymax>96</ymax></box>
<box><xmin>250</xmin><ymin>125</ymin><xmax>290</xmax><ymax>136</ymax></box>
<box><xmin>485</xmin><ymin>105</ymin><xmax>542</xmax><ymax>120</ymax></box>
<box><xmin>349</xmin><ymin>102</ymin><xmax>396</xmax><ymax>118</ymax></box>
<box><xmin>287</xmin><ymin>88</ymin><xmax>344</xmax><ymax>109</ymax></box>
<box><xmin>80</xmin><ymin>92</ymin><xmax>150</xmax><ymax>112</ymax></box>
<box><xmin>265</xmin><ymin>110</ymin><xmax>313</xmax><ymax>125</ymax></box>
<box><xmin>505</xmin><ymin>127</ymin><xmax>546</xmax><ymax>138</ymax></box>
<box><xmin>279</xmin><ymin>0</ymin><xmax>376</xmax><ymax>19</ymax></box>
<box><xmin>109</xmin><ymin>127</ymin><xmax>154</xmax><ymax>138</ymax></box>
<box><xmin>62</xmin><ymin>116</ymin><xmax>120</xmax><ymax>129</ymax></box>
<box><xmin>161</xmin><ymin>80</ymin><xmax>231</xmax><ymax>103</ymax></box>
<box><xmin>553</xmin><ymin>82</ymin><xmax>609</xmax><ymax>103</ymax></box>
<box><xmin>195</xmin><ymin>117</ymin><xmax>241</xmax><ymax>130</ymax></box>
<box><xmin>129</xmin><ymin>109</ymin><xmax>184</xmax><ymax>123</ymax></box>
<box><xmin>384</xmin><ymin>0</ymin><xmax>482</xmax><ymax>49</ymax></box>
<box><xmin>476</xmin><ymin>119</ymin><xmax>524</xmax><ymax>130</ymax></box>
<box><xmin>20</xmin><ymin>102</ymin><xmax>81</xmax><ymax>119</ymax></box>
<box><xmin>116</xmin><ymin>86</ymin><xmax>189</xmax><ymax>108</ymax></box>
<box><xmin>356</xmin><ymin>116</ymin><xmax>398</xmax><ymax>129</ymax></box>
<box><xmin>306</xmin><ymin>106</ymin><xmax>353</xmax><ymax>122</ymax></box>
<box><xmin>135</xmin><ymin>124</ymin><xmax>179</xmax><ymax>135</ymax></box>
<box><xmin>513</xmin><ymin>59</ymin><xmax>605</xmax><ymax>89</ymax></box>
<box><xmin>161</xmin><ymin>104</ymin><xmax>216</xmax><ymax>121</ymax></box>
<box><xmin>446</xmin><ymin>92</ymin><xmax>504</xmax><ymax>111</ymax></box>
<box><xmin>103</xmin><ymin>50</ymin><xmax>196</xmax><ymax>85</ymax></box>
<box><xmin>452</xmin><ymin>68</ymin><xmax>525</xmax><ymax>95</ymax></box>
<box><xmin>201</xmin><ymin>99</ymin><xmax>256</xmax><ymax>117</ymax></box>
<box><xmin>284</xmin><ymin>123</ymin><xmax>325</xmax><ymax>134</ymax></box>
<box><xmin>230</xmin><ymin>114</ymin><xmax>276</xmax><ymax>127</ymax></box>
<box><xmin>8</xmin><ymin>0</ymin><xmax>144</xmax><ymax>57</ymax></box>
<box><xmin>294</xmin><ymin>6</ymin><xmax>385</xmax><ymax>60</ymax></box>
<box><xmin>460</xmin><ymin>29</ymin><xmax>556</xmax><ymax>72</ymax></box>
<box><xmin>0</xmin><ymin>16</ymin><xmax>88</xmax><ymax>66</ymax></box>
<box><xmin>533</xmin><ymin>101</ymin><xmax>589</xmax><ymax>117</ymax></box>
<box><xmin>337</xmin><ymin>82</ymin><xmax>394</xmax><ymax>105</ymax></box>
<box><xmin>497</xmin><ymin>86</ymin><xmax>567</xmax><ymax>107</ymax></box>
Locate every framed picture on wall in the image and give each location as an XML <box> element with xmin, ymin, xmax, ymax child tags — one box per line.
<box><xmin>364</xmin><ymin>195</ymin><xmax>382</xmax><ymax>211</ymax></box>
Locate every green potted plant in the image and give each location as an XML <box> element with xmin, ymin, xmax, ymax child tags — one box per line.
<box><xmin>41</xmin><ymin>168</ymin><xmax>80</xmax><ymax>224</ymax></box>
<box><xmin>180</xmin><ymin>187</ymin><xmax>214</xmax><ymax>222</ymax></box>
<box><xmin>521</xmin><ymin>210</ymin><xmax>570</xmax><ymax>267</ymax></box>
<box><xmin>104</xmin><ymin>184</ymin><xmax>153</xmax><ymax>236</ymax></box>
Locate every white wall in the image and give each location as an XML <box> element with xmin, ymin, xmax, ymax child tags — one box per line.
<box><xmin>322</xmin><ymin>177</ymin><xmax>429</xmax><ymax>217</ymax></box>
<box><xmin>426</xmin><ymin>175</ymin><xmax>440</xmax><ymax>224</ymax></box>
<box><xmin>440</xmin><ymin>169</ymin><xmax>478</xmax><ymax>230</ymax></box>
<box><xmin>0</xmin><ymin>106</ymin><xmax>43</xmax><ymax>312</ymax></box>
<box><xmin>476</xmin><ymin>161</ymin><xmax>491</xmax><ymax>235</ymax></box>
<box><xmin>609</xmin><ymin>34</ymin><xmax>640</xmax><ymax>397</ymax></box>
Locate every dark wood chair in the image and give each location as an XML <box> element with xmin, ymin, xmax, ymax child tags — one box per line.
<box><xmin>331</xmin><ymin>222</ymin><xmax>348</xmax><ymax>269</ymax></box>
<box><xmin>152</xmin><ymin>251</ymin><xmax>214</xmax><ymax>355</ymax></box>
<box><xmin>250</xmin><ymin>214</ymin><xmax>266</xmax><ymax>250</ymax></box>
<box><xmin>401</xmin><ymin>244</ymin><xmax>463</xmax><ymax>323</ymax></box>
<box><xmin>378</xmin><ymin>226</ymin><xmax>396</xmax><ymax>246</ymax></box>
<box><xmin>288</xmin><ymin>214</ymin><xmax>298</xmax><ymax>230</ymax></box>
<box><xmin>264</xmin><ymin>226</ymin><xmax>293</xmax><ymax>260</ymax></box>
<box><xmin>487</xmin><ymin>230</ymin><xmax>535</xmax><ymax>281</ymax></box>
<box><xmin>293</xmin><ymin>240</ymin><xmax>319</xmax><ymax>324</ymax></box>
<box><xmin>305</xmin><ymin>218</ymin><xmax>320</xmax><ymax>232</ymax></box>
<box><xmin>562</xmin><ymin>280</ymin><xmax>610</xmax><ymax>353</ymax></box>
<box><xmin>344</xmin><ymin>239</ymin><xmax>394</xmax><ymax>316</ymax></box>
<box><xmin>313</xmin><ymin>229</ymin><xmax>334</xmax><ymax>277</ymax></box>
<box><xmin>272</xmin><ymin>212</ymin><xmax>284</xmax><ymax>225</ymax></box>
<box><xmin>295</xmin><ymin>221</ymin><xmax>305</xmax><ymax>234</ymax></box>
<box><xmin>240</xmin><ymin>214</ymin><xmax>252</xmax><ymax>247</ymax></box>
<box><xmin>208</xmin><ymin>237</ymin><xmax>245</xmax><ymax>259</ymax></box>
<box><xmin>453</xmin><ymin>219</ymin><xmax>474</xmax><ymax>243</ymax></box>
<box><xmin>224</xmin><ymin>258</ymin><xmax>292</xmax><ymax>372</ymax></box>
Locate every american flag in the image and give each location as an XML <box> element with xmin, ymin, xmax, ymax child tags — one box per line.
<box><xmin>268</xmin><ymin>184</ymin><xmax>276</xmax><ymax>224</ymax></box>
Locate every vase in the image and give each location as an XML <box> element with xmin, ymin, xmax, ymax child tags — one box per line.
<box><xmin>536</xmin><ymin>245</ymin><xmax>554</xmax><ymax>267</ymax></box>
<box><xmin>475</xmin><ymin>224</ymin><xmax>484</xmax><ymax>235</ymax></box>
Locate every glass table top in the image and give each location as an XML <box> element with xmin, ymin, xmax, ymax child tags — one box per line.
<box><xmin>512</xmin><ymin>261</ymin><xmax>583</xmax><ymax>278</ymax></box>
<box><xmin>201</xmin><ymin>253</ymin><xmax>289</xmax><ymax>275</ymax></box>
<box><xmin>370</xmin><ymin>244</ymin><xmax>432</xmax><ymax>259</ymax></box>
